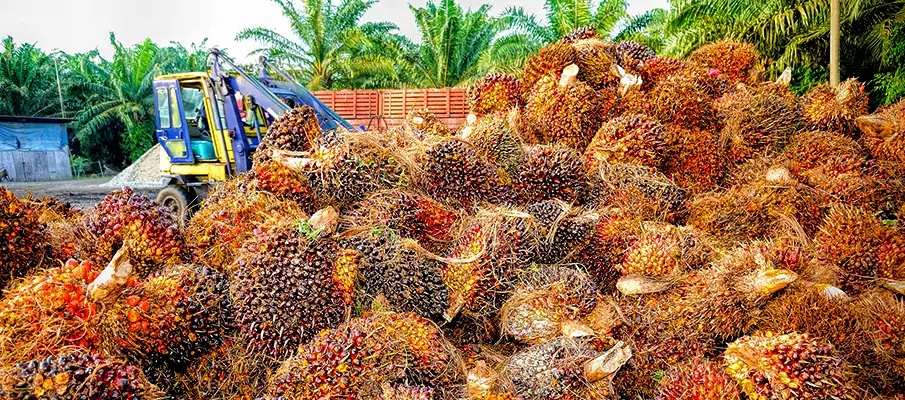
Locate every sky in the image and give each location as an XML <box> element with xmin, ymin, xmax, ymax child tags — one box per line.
<box><xmin>3</xmin><ymin>0</ymin><xmax>669</xmax><ymax>62</ymax></box>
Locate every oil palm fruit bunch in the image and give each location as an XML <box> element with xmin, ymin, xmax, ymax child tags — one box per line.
<box><xmin>611</xmin><ymin>41</ymin><xmax>655</xmax><ymax>73</ymax></box>
<box><xmin>519</xmin><ymin>42</ymin><xmax>578</xmax><ymax>100</ymax></box>
<box><xmin>758</xmin><ymin>287</ymin><xmax>873</xmax><ymax>375</ymax></box>
<box><xmin>0</xmin><ymin>259</ymin><xmax>100</xmax><ymax>366</ymax></box>
<box><xmin>250</xmin><ymin>158</ymin><xmax>316</xmax><ymax>208</ymax></box>
<box><xmin>524</xmin><ymin>65</ymin><xmax>613</xmax><ymax>151</ymax></box>
<box><xmin>593</xmin><ymin>162</ymin><xmax>688</xmax><ymax>224</ymax></box>
<box><xmin>98</xmin><ymin>264</ymin><xmax>231</xmax><ymax>366</ymax></box>
<box><xmin>423</xmin><ymin>138</ymin><xmax>507</xmax><ymax>207</ymax></box>
<box><xmin>378</xmin><ymin>383</ymin><xmax>435</xmax><ymax>400</ymax></box>
<box><xmin>515</xmin><ymin>145</ymin><xmax>589</xmax><ymax>205</ymax></box>
<box><xmin>687</xmin><ymin>41</ymin><xmax>762</xmax><ymax>85</ymax></box>
<box><xmin>501</xmin><ymin>266</ymin><xmax>599</xmax><ymax>344</ymax></box>
<box><xmin>344</xmin><ymin>190</ymin><xmax>460</xmax><ymax>251</ymax></box>
<box><xmin>620</xmin><ymin>227</ymin><xmax>683</xmax><ymax>277</ymax></box>
<box><xmin>76</xmin><ymin>187</ymin><xmax>184</xmax><ymax>276</ymax></box>
<box><xmin>649</xmin><ymin>71</ymin><xmax>721</xmax><ymax>130</ymax></box>
<box><xmin>856</xmin><ymin>99</ymin><xmax>905</xmax><ymax>173</ymax></box>
<box><xmin>499</xmin><ymin>337</ymin><xmax>607</xmax><ymax>400</ymax></box>
<box><xmin>717</xmin><ymin>83</ymin><xmax>801</xmax><ymax>164</ymax></box>
<box><xmin>569</xmin><ymin>210</ymin><xmax>635</xmax><ymax>290</ymax></box>
<box><xmin>256</xmin><ymin>105</ymin><xmax>321</xmax><ymax>159</ymax></box>
<box><xmin>571</xmin><ymin>39</ymin><xmax>620</xmax><ymax>90</ymax></box>
<box><xmin>723</xmin><ymin>332</ymin><xmax>860</xmax><ymax>399</ymax></box>
<box><xmin>302</xmin><ymin>131</ymin><xmax>411</xmax><ymax>209</ymax></box>
<box><xmin>784</xmin><ymin>129</ymin><xmax>867</xmax><ymax>174</ymax></box>
<box><xmin>814</xmin><ymin>204</ymin><xmax>885</xmax><ymax>295</ymax></box>
<box><xmin>342</xmin><ymin>228</ymin><xmax>449</xmax><ymax>320</ymax></box>
<box><xmin>230</xmin><ymin>224</ymin><xmax>351</xmax><ymax>361</ymax></box>
<box><xmin>406</xmin><ymin>107</ymin><xmax>452</xmax><ymax>137</ymax></box>
<box><xmin>468</xmin><ymin>73</ymin><xmax>522</xmax><ymax>116</ymax></box>
<box><xmin>176</xmin><ymin>337</ymin><xmax>270</xmax><ymax>400</ymax></box>
<box><xmin>462</xmin><ymin>114</ymin><xmax>525</xmax><ymax>174</ymax></box>
<box><xmin>857</xmin><ymin>292</ymin><xmax>905</xmax><ymax>387</ymax></box>
<box><xmin>527</xmin><ymin>200</ymin><xmax>600</xmax><ymax>263</ymax></box>
<box><xmin>561</xmin><ymin>26</ymin><xmax>600</xmax><ymax>43</ymax></box>
<box><xmin>802</xmin><ymin>78</ymin><xmax>870</xmax><ymax>136</ymax></box>
<box><xmin>0</xmin><ymin>351</ymin><xmax>163</xmax><ymax>399</ymax></box>
<box><xmin>876</xmin><ymin>228</ymin><xmax>905</xmax><ymax>282</ymax></box>
<box><xmin>663</xmin><ymin>125</ymin><xmax>725</xmax><ymax>193</ymax></box>
<box><xmin>0</xmin><ymin>187</ymin><xmax>53</xmax><ymax>287</ymax></box>
<box><xmin>585</xmin><ymin>114</ymin><xmax>668</xmax><ymax>169</ymax></box>
<box><xmin>443</xmin><ymin>208</ymin><xmax>539</xmax><ymax>317</ymax></box>
<box><xmin>266</xmin><ymin>312</ymin><xmax>461</xmax><ymax>400</ymax></box>
<box><xmin>185</xmin><ymin>175</ymin><xmax>307</xmax><ymax>270</ymax></box>
<box><xmin>25</xmin><ymin>197</ymin><xmax>82</xmax><ymax>261</ymax></box>
<box><xmin>640</xmin><ymin>57</ymin><xmax>685</xmax><ymax>92</ymax></box>
<box><xmin>655</xmin><ymin>359</ymin><xmax>741</xmax><ymax>400</ymax></box>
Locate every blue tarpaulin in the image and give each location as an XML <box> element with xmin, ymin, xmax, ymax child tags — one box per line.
<box><xmin>0</xmin><ymin>120</ymin><xmax>68</xmax><ymax>151</ymax></box>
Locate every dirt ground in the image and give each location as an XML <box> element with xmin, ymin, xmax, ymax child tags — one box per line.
<box><xmin>3</xmin><ymin>178</ymin><xmax>159</xmax><ymax>210</ymax></box>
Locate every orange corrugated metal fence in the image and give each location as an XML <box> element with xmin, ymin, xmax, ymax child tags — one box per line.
<box><xmin>313</xmin><ymin>88</ymin><xmax>469</xmax><ymax>130</ymax></box>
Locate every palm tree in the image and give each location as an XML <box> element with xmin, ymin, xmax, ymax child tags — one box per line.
<box><xmin>72</xmin><ymin>34</ymin><xmax>171</xmax><ymax>162</ymax></box>
<box><xmin>0</xmin><ymin>37</ymin><xmax>60</xmax><ymax>117</ymax></box>
<box><xmin>407</xmin><ymin>0</ymin><xmax>505</xmax><ymax>87</ymax></box>
<box><xmin>661</xmin><ymin>0</ymin><xmax>905</xmax><ymax>76</ymax></box>
<box><xmin>487</xmin><ymin>0</ymin><xmax>629</xmax><ymax>74</ymax></box>
<box><xmin>236</xmin><ymin>0</ymin><xmax>401</xmax><ymax>90</ymax></box>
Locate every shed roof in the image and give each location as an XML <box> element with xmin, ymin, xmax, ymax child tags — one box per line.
<box><xmin>0</xmin><ymin>116</ymin><xmax>74</xmax><ymax>124</ymax></box>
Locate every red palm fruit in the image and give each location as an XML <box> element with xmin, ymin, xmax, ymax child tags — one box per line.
<box><xmin>611</xmin><ymin>40</ymin><xmax>656</xmax><ymax>73</ymax></box>
<box><xmin>0</xmin><ymin>259</ymin><xmax>101</xmax><ymax>365</ymax></box>
<box><xmin>256</xmin><ymin>105</ymin><xmax>322</xmax><ymax>158</ymax></box>
<box><xmin>585</xmin><ymin>114</ymin><xmax>668</xmax><ymax>169</ymax></box>
<box><xmin>649</xmin><ymin>72</ymin><xmax>721</xmax><ymax>130</ymax></box>
<box><xmin>0</xmin><ymin>187</ymin><xmax>53</xmax><ymax>287</ymax></box>
<box><xmin>877</xmin><ymin>228</ymin><xmax>905</xmax><ymax>280</ymax></box>
<box><xmin>185</xmin><ymin>175</ymin><xmax>307</xmax><ymax>270</ymax></box>
<box><xmin>656</xmin><ymin>359</ymin><xmax>741</xmax><ymax>400</ymax></box>
<box><xmin>230</xmin><ymin>226</ymin><xmax>351</xmax><ymax>360</ymax></box>
<box><xmin>570</xmin><ymin>211</ymin><xmax>635</xmax><ymax>290</ymax></box>
<box><xmin>344</xmin><ymin>189</ymin><xmax>460</xmax><ymax>251</ymax></box>
<box><xmin>520</xmin><ymin>42</ymin><xmax>578</xmax><ymax>99</ymax></box>
<box><xmin>176</xmin><ymin>337</ymin><xmax>270</xmax><ymax>400</ymax></box>
<box><xmin>856</xmin><ymin>99</ymin><xmax>905</xmax><ymax>174</ymax></box>
<box><xmin>857</xmin><ymin>292</ymin><xmax>905</xmax><ymax>387</ymax></box>
<box><xmin>525</xmin><ymin>69</ymin><xmax>615</xmax><ymax>151</ymax></box>
<box><xmin>266</xmin><ymin>312</ymin><xmax>461</xmax><ymax>400</ymax></box>
<box><xmin>76</xmin><ymin>187</ymin><xmax>184</xmax><ymax>276</ymax></box>
<box><xmin>571</xmin><ymin>38</ymin><xmax>620</xmax><ymax>89</ymax></box>
<box><xmin>724</xmin><ymin>332</ymin><xmax>861</xmax><ymax>400</ymax></box>
<box><xmin>663</xmin><ymin>125</ymin><xmax>725</xmax><ymax>193</ymax></box>
<box><xmin>802</xmin><ymin>78</ymin><xmax>870</xmax><ymax>136</ymax></box>
<box><xmin>593</xmin><ymin>162</ymin><xmax>688</xmax><ymax>224</ymax></box>
<box><xmin>717</xmin><ymin>83</ymin><xmax>801</xmax><ymax>164</ymax></box>
<box><xmin>515</xmin><ymin>145</ymin><xmax>589</xmax><ymax>205</ymax></box>
<box><xmin>463</xmin><ymin>114</ymin><xmax>526</xmax><ymax>173</ymax></box>
<box><xmin>423</xmin><ymin>138</ymin><xmax>508</xmax><ymax>207</ymax></box>
<box><xmin>687</xmin><ymin>40</ymin><xmax>762</xmax><ymax>85</ymax></box>
<box><xmin>98</xmin><ymin>264</ymin><xmax>231</xmax><ymax>365</ymax></box>
<box><xmin>815</xmin><ymin>204</ymin><xmax>884</xmax><ymax>295</ymax></box>
<box><xmin>251</xmin><ymin>158</ymin><xmax>317</xmax><ymax>209</ymax></box>
<box><xmin>561</xmin><ymin>26</ymin><xmax>600</xmax><ymax>43</ymax></box>
<box><xmin>0</xmin><ymin>352</ymin><xmax>163</xmax><ymax>399</ymax></box>
<box><xmin>640</xmin><ymin>57</ymin><xmax>685</xmax><ymax>92</ymax></box>
<box><xmin>468</xmin><ymin>73</ymin><xmax>521</xmax><ymax>116</ymax></box>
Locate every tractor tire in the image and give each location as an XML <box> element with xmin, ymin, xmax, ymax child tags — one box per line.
<box><xmin>156</xmin><ymin>185</ymin><xmax>197</xmax><ymax>224</ymax></box>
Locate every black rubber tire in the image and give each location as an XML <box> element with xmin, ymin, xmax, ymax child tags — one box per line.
<box><xmin>156</xmin><ymin>185</ymin><xmax>196</xmax><ymax>223</ymax></box>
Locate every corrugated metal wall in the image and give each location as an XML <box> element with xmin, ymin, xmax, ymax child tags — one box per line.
<box><xmin>314</xmin><ymin>88</ymin><xmax>469</xmax><ymax>130</ymax></box>
<box><xmin>0</xmin><ymin>148</ymin><xmax>72</xmax><ymax>181</ymax></box>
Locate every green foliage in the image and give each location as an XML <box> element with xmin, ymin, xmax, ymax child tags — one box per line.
<box><xmin>407</xmin><ymin>0</ymin><xmax>505</xmax><ymax>87</ymax></box>
<box><xmin>0</xmin><ymin>37</ymin><xmax>62</xmax><ymax>117</ymax></box>
<box><xmin>490</xmin><ymin>0</ymin><xmax>631</xmax><ymax>75</ymax></box>
<box><xmin>236</xmin><ymin>0</ymin><xmax>401</xmax><ymax>90</ymax></box>
<box><xmin>69</xmin><ymin>155</ymin><xmax>91</xmax><ymax>177</ymax></box>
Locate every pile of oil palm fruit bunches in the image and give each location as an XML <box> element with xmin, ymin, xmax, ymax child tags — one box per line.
<box><xmin>2</xmin><ymin>28</ymin><xmax>905</xmax><ymax>400</ymax></box>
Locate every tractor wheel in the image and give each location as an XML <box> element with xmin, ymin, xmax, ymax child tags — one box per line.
<box><xmin>156</xmin><ymin>185</ymin><xmax>197</xmax><ymax>223</ymax></box>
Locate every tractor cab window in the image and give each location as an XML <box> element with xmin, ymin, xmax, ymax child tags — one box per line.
<box><xmin>180</xmin><ymin>87</ymin><xmax>207</xmax><ymax>138</ymax></box>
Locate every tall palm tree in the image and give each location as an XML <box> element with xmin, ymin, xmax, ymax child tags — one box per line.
<box><xmin>236</xmin><ymin>0</ymin><xmax>400</xmax><ymax>90</ymax></box>
<box><xmin>407</xmin><ymin>0</ymin><xmax>505</xmax><ymax>87</ymax></box>
<box><xmin>0</xmin><ymin>37</ymin><xmax>60</xmax><ymax>117</ymax></box>
<box><xmin>73</xmin><ymin>34</ymin><xmax>171</xmax><ymax>162</ymax></box>
<box><xmin>488</xmin><ymin>0</ymin><xmax>629</xmax><ymax>74</ymax></box>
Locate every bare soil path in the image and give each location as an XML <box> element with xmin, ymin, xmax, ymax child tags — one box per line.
<box><xmin>3</xmin><ymin>178</ymin><xmax>158</xmax><ymax>210</ymax></box>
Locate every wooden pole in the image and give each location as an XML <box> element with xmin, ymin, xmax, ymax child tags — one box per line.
<box><xmin>830</xmin><ymin>0</ymin><xmax>840</xmax><ymax>86</ymax></box>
